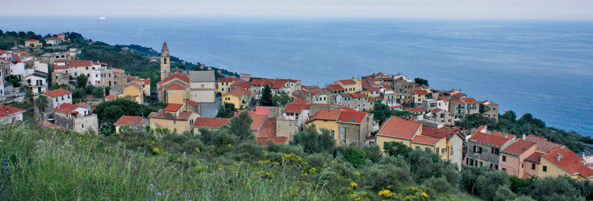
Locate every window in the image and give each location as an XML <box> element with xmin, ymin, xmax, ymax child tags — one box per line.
<box><xmin>86</xmin><ymin>67</ymin><xmax>88</xmax><ymax>70</ymax></box>
<box><xmin>502</xmin><ymin>168</ymin><xmax>507</xmax><ymax>171</ymax></box>
<box><xmin>436</xmin><ymin>147</ymin><xmax>440</xmax><ymax>154</ymax></box>
<box><xmin>502</xmin><ymin>156</ymin><xmax>506</xmax><ymax>162</ymax></box>
<box><xmin>532</xmin><ymin>164</ymin><xmax>536</xmax><ymax>170</ymax></box>
<box><xmin>425</xmin><ymin>147</ymin><xmax>431</xmax><ymax>152</ymax></box>
<box><xmin>81</xmin><ymin>124</ymin><xmax>84</xmax><ymax>128</ymax></box>
<box><xmin>492</xmin><ymin>148</ymin><xmax>499</xmax><ymax>155</ymax></box>
<box><xmin>416</xmin><ymin>146</ymin><xmax>420</xmax><ymax>149</ymax></box>
<box><xmin>543</xmin><ymin>166</ymin><xmax>547</xmax><ymax>172</ymax></box>
<box><xmin>330</xmin><ymin>130</ymin><xmax>335</xmax><ymax>138</ymax></box>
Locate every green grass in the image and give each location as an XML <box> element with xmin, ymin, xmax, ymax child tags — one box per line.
<box><xmin>9</xmin><ymin>103</ymin><xmax>32</xmax><ymax>109</ymax></box>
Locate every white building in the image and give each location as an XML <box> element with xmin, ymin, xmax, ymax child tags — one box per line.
<box><xmin>24</xmin><ymin>71</ymin><xmax>48</xmax><ymax>95</ymax></box>
<box><xmin>43</xmin><ymin>89</ymin><xmax>72</xmax><ymax>109</ymax></box>
<box><xmin>45</xmin><ymin>37</ymin><xmax>62</xmax><ymax>46</ymax></box>
<box><xmin>189</xmin><ymin>71</ymin><xmax>216</xmax><ymax>103</ymax></box>
<box><xmin>0</xmin><ymin>105</ymin><xmax>25</xmax><ymax>124</ymax></box>
<box><xmin>9</xmin><ymin>62</ymin><xmax>26</xmax><ymax>79</ymax></box>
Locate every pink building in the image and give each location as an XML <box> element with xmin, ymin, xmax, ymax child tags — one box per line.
<box><xmin>500</xmin><ymin>139</ymin><xmax>537</xmax><ymax>178</ymax></box>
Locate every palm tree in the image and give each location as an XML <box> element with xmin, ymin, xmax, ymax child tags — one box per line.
<box><xmin>36</xmin><ymin>95</ymin><xmax>49</xmax><ymax>121</ymax></box>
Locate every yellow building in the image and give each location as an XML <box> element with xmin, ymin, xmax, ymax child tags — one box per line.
<box><xmin>413</xmin><ymin>89</ymin><xmax>430</xmax><ymax>107</ymax></box>
<box><xmin>222</xmin><ymin>88</ymin><xmax>251</xmax><ymax>109</ymax></box>
<box><xmin>539</xmin><ymin>147</ymin><xmax>593</xmax><ymax>180</ymax></box>
<box><xmin>120</xmin><ymin>82</ymin><xmax>144</xmax><ymax>104</ymax></box>
<box><xmin>164</xmin><ymin>83</ymin><xmax>188</xmax><ymax>105</ymax></box>
<box><xmin>148</xmin><ymin>103</ymin><xmax>199</xmax><ymax>134</ymax></box>
<box><xmin>306</xmin><ymin>109</ymin><xmax>341</xmax><ymax>142</ymax></box>
<box><xmin>25</xmin><ymin>39</ymin><xmax>42</xmax><ymax>48</ymax></box>
<box><xmin>374</xmin><ymin>116</ymin><xmax>421</xmax><ymax>152</ymax></box>
<box><xmin>217</xmin><ymin>77</ymin><xmax>239</xmax><ymax>94</ymax></box>
<box><xmin>411</xmin><ymin>135</ymin><xmax>447</xmax><ymax>159</ymax></box>
<box><xmin>335</xmin><ymin>78</ymin><xmax>362</xmax><ymax>93</ymax></box>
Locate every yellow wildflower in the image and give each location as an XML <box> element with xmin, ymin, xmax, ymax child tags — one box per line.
<box><xmin>350</xmin><ymin>182</ymin><xmax>358</xmax><ymax>188</ymax></box>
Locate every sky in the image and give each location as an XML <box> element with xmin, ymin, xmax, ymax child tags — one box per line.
<box><xmin>2</xmin><ymin>0</ymin><xmax>593</xmax><ymax>20</ymax></box>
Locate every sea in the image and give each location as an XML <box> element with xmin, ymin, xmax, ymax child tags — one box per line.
<box><xmin>1</xmin><ymin>17</ymin><xmax>592</xmax><ymax>136</ymax></box>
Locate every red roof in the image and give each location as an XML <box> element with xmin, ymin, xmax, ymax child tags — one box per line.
<box><xmin>250</xmin><ymin>79</ymin><xmax>264</xmax><ymax>86</ymax></box>
<box><xmin>68</xmin><ymin>60</ymin><xmax>94</xmax><ymax>67</ymax></box>
<box><xmin>262</xmin><ymin>79</ymin><xmax>275</xmax><ymax>87</ymax></box>
<box><xmin>405</xmin><ymin>108</ymin><xmax>424</xmax><ymax>113</ymax></box>
<box><xmin>390</xmin><ymin>105</ymin><xmax>402</xmax><ymax>109</ymax></box>
<box><xmin>37</xmin><ymin>121</ymin><xmax>68</xmax><ymax>131</ymax></box>
<box><xmin>161</xmin><ymin>73</ymin><xmax>189</xmax><ymax>84</ymax></box>
<box><xmin>450</xmin><ymin>99</ymin><xmax>464</xmax><ymax>105</ymax></box>
<box><xmin>452</xmin><ymin>93</ymin><xmax>465</xmax><ymax>98</ymax></box>
<box><xmin>309</xmin><ymin>109</ymin><xmax>341</xmax><ymax>122</ymax></box>
<box><xmin>542</xmin><ymin>147</ymin><xmax>593</xmax><ymax>178</ymax></box>
<box><xmin>53</xmin><ymin>103</ymin><xmax>79</xmax><ymax>114</ymax></box>
<box><xmin>164</xmin><ymin>103</ymin><xmax>183</xmax><ymax>112</ymax></box>
<box><xmin>186</xmin><ymin>99</ymin><xmax>200</xmax><ymax>107</ymax></box>
<box><xmin>26</xmin><ymin>39</ymin><xmax>38</xmax><ymax>42</ymax></box>
<box><xmin>351</xmin><ymin>93</ymin><xmax>367</xmax><ymax>98</ymax></box>
<box><xmin>328</xmin><ymin>84</ymin><xmax>344</xmax><ymax>91</ymax></box>
<box><xmin>377</xmin><ymin>116</ymin><xmax>421</xmax><ymax>140</ymax></box>
<box><xmin>114</xmin><ymin>116</ymin><xmax>146</xmax><ymax>126</ymax></box>
<box><xmin>250</xmin><ymin>113</ymin><xmax>268</xmax><ymax>132</ymax></box>
<box><xmin>413</xmin><ymin>90</ymin><xmax>429</xmax><ymax>95</ymax></box>
<box><xmin>336</xmin><ymin>107</ymin><xmax>357</xmax><ymax>112</ymax></box>
<box><xmin>218</xmin><ymin>77</ymin><xmax>239</xmax><ymax>82</ymax></box>
<box><xmin>166</xmin><ymin>83</ymin><xmax>186</xmax><ymax>90</ymax></box>
<box><xmin>361</xmin><ymin>80</ymin><xmax>371</xmax><ymax>87</ymax></box>
<box><xmin>438</xmin><ymin>96</ymin><xmax>448</xmax><ymax>101</ymax></box>
<box><xmin>421</xmin><ymin>126</ymin><xmax>460</xmax><ymax>139</ymax></box>
<box><xmin>525</xmin><ymin>152</ymin><xmax>543</xmax><ymax>163</ymax></box>
<box><xmin>45</xmin><ymin>37</ymin><xmax>61</xmax><ymax>41</ymax></box>
<box><xmin>338</xmin><ymin>79</ymin><xmax>356</xmax><ymax>85</ymax></box>
<box><xmin>337</xmin><ymin>111</ymin><xmax>367</xmax><ymax>124</ymax></box>
<box><xmin>412</xmin><ymin>135</ymin><xmax>442</xmax><ymax>146</ymax></box>
<box><xmin>284</xmin><ymin>103</ymin><xmax>309</xmax><ymax>113</ymax></box>
<box><xmin>431</xmin><ymin>108</ymin><xmax>443</xmax><ymax>113</ymax></box>
<box><xmin>257</xmin><ymin>118</ymin><xmax>288</xmax><ymax>146</ymax></box>
<box><xmin>366</xmin><ymin>87</ymin><xmax>380</xmax><ymax>91</ymax></box>
<box><xmin>0</xmin><ymin>105</ymin><xmax>26</xmax><ymax>118</ymax></box>
<box><xmin>480</xmin><ymin>100</ymin><xmax>498</xmax><ymax>105</ymax></box>
<box><xmin>105</xmin><ymin>95</ymin><xmax>115</xmax><ymax>100</ymax></box>
<box><xmin>43</xmin><ymin>89</ymin><xmax>72</xmax><ymax>97</ymax></box>
<box><xmin>502</xmin><ymin>140</ymin><xmax>536</xmax><ymax>156</ymax></box>
<box><xmin>469</xmin><ymin>132</ymin><xmax>511</xmax><ymax>147</ymax></box>
<box><xmin>143</xmin><ymin>79</ymin><xmax>151</xmax><ymax>85</ymax></box>
<box><xmin>271</xmin><ymin>79</ymin><xmax>289</xmax><ymax>89</ymax></box>
<box><xmin>462</xmin><ymin>97</ymin><xmax>478</xmax><ymax>103</ymax></box>
<box><xmin>192</xmin><ymin>117</ymin><xmax>230</xmax><ymax>128</ymax></box>
<box><xmin>525</xmin><ymin>135</ymin><xmax>564</xmax><ymax>153</ymax></box>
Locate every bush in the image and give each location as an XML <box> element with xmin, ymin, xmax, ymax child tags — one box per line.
<box><xmin>92</xmin><ymin>87</ymin><xmax>104</xmax><ymax>98</ymax></box>
<box><xmin>362</xmin><ymin>144</ymin><xmax>382</xmax><ymax>163</ymax></box>
<box><xmin>424</xmin><ymin>177</ymin><xmax>452</xmax><ymax>195</ymax></box>
<box><xmin>476</xmin><ymin>170</ymin><xmax>511</xmax><ymax>201</ymax></box>
<box><xmin>344</xmin><ymin>146</ymin><xmax>366</xmax><ymax>168</ymax></box>
<box><xmin>494</xmin><ymin>185</ymin><xmax>516</xmax><ymax>201</ymax></box>
<box><xmin>304</xmin><ymin>153</ymin><xmax>332</xmax><ymax>168</ymax></box>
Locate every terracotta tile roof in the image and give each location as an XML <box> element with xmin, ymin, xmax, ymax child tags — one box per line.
<box><xmin>491</xmin><ymin>131</ymin><xmax>516</xmax><ymax>140</ymax></box>
<box><xmin>143</xmin><ymin>79</ymin><xmax>151</xmax><ymax>85</ymax></box>
<box><xmin>250</xmin><ymin>113</ymin><xmax>268</xmax><ymax>132</ymax></box>
<box><xmin>438</xmin><ymin>96</ymin><xmax>448</xmax><ymax>101</ymax></box>
<box><xmin>469</xmin><ymin>132</ymin><xmax>511</xmax><ymax>147</ymax></box>
<box><xmin>192</xmin><ymin>117</ymin><xmax>230</xmax><ymax>128</ymax></box>
<box><xmin>166</xmin><ymin>83</ymin><xmax>186</xmax><ymax>90</ymax></box>
<box><xmin>161</xmin><ymin>73</ymin><xmax>189</xmax><ymax>84</ymax></box>
<box><xmin>412</xmin><ymin>135</ymin><xmax>442</xmax><ymax>146</ymax></box>
<box><xmin>351</xmin><ymin>93</ymin><xmax>367</xmax><ymax>98</ymax></box>
<box><xmin>431</xmin><ymin>108</ymin><xmax>442</xmax><ymax>113</ymax></box>
<box><xmin>377</xmin><ymin>116</ymin><xmax>421</xmax><ymax>140</ymax></box>
<box><xmin>114</xmin><ymin>72</ymin><xmax>126</xmax><ymax>75</ymax></box>
<box><xmin>502</xmin><ymin>140</ymin><xmax>536</xmax><ymax>156</ymax></box>
<box><xmin>328</xmin><ymin>84</ymin><xmax>344</xmax><ymax>91</ymax></box>
<box><xmin>67</xmin><ymin>60</ymin><xmax>94</xmax><ymax>67</ymax></box>
<box><xmin>218</xmin><ymin>77</ymin><xmax>239</xmax><ymax>82</ymax></box>
<box><xmin>164</xmin><ymin>103</ymin><xmax>183</xmax><ymax>112</ymax></box>
<box><xmin>337</xmin><ymin>111</ymin><xmax>367</xmax><ymax>124</ymax></box>
<box><xmin>450</xmin><ymin>99</ymin><xmax>465</xmax><ymax>105</ymax></box>
<box><xmin>361</xmin><ymin>80</ymin><xmax>371</xmax><ymax>87</ymax></box>
<box><xmin>75</xmin><ymin>102</ymin><xmax>91</xmax><ymax>108</ymax></box>
<box><xmin>105</xmin><ymin>95</ymin><xmax>115</xmax><ymax>100</ymax></box>
<box><xmin>0</xmin><ymin>105</ymin><xmax>26</xmax><ymax>118</ymax></box>
<box><xmin>292</xmin><ymin>95</ymin><xmax>308</xmax><ymax>104</ymax></box>
<box><xmin>462</xmin><ymin>97</ymin><xmax>478</xmax><ymax>103</ymax></box>
<box><xmin>405</xmin><ymin>108</ymin><xmax>424</xmax><ymax>113</ymax></box>
<box><xmin>308</xmin><ymin>109</ymin><xmax>341</xmax><ymax>122</ymax></box>
<box><xmin>37</xmin><ymin>121</ymin><xmax>68</xmax><ymax>131</ymax></box>
<box><xmin>284</xmin><ymin>103</ymin><xmax>309</xmax><ymax>113</ymax></box>
<box><xmin>452</xmin><ymin>93</ymin><xmax>466</xmax><ymax>98</ymax></box>
<box><xmin>148</xmin><ymin>110</ymin><xmax>193</xmax><ymax>120</ymax></box>
<box><xmin>338</xmin><ymin>79</ymin><xmax>356</xmax><ymax>85</ymax></box>
<box><xmin>390</xmin><ymin>105</ymin><xmax>402</xmax><ymax>109</ymax></box>
<box><xmin>186</xmin><ymin>99</ymin><xmax>200</xmax><ymax>107</ymax></box>
<box><xmin>126</xmin><ymin>83</ymin><xmax>142</xmax><ymax>90</ymax></box>
<box><xmin>525</xmin><ymin>152</ymin><xmax>543</xmax><ymax>163</ymax></box>
<box><xmin>114</xmin><ymin>116</ymin><xmax>147</xmax><ymax>126</ymax></box>
<box><xmin>258</xmin><ymin>118</ymin><xmax>277</xmax><ymax>139</ymax></box>
<box><xmin>336</xmin><ymin>107</ymin><xmax>358</xmax><ymax>112</ymax></box>
<box><xmin>226</xmin><ymin>88</ymin><xmax>251</xmax><ymax>98</ymax></box>
<box><xmin>53</xmin><ymin>103</ymin><xmax>79</xmax><ymax>114</ymax></box>
<box><xmin>414</xmin><ymin>90</ymin><xmax>429</xmax><ymax>95</ymax></box>
<box><xmin>382</xmin><ymin>77</ymin><xmax>394</xmax><ymax>81</ymax></box>
<box><xmin>262</xmin><ymin>79</ymin><xmax>275</xmax><ymax>87</ymax></box>
<box><xmin>45</xmin><ymin>37</ymin><xmax>61</xmax><ymax>41</ymax></box>
<box><xmin>366</xmin><ymin>87</ymin><xmax>380</xmax><ymax>91</ymax></box>
<box><xmin>271</xmin><ymin>79</ymin><xmax>289</xmax><ymax>89</ymax></box>
<box><xmin>525</xmin><ymin>135</ymin><xmax>564</xmax><ymax>153</ymax></box>
<box><xmin>250</xmin><ymin>79</ymin><xmax>264</xmax><ymax>86</ymax></box>
<box><xmin>43</xmin><ymin>89</ymin><xmax>72</xmax><ymax>97</ymax></box>
<box><xmin>542</xmin><ymin>147</ymin><xmax>593</xmax><ymax>178</ymax></box>
<box><xmin>421</xmin><ymin>126</ymin><xmax>460</xmax><ymax>139</ymax></box>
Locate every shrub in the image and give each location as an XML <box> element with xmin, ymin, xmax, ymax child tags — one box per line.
<box><xmin>344</xmin><ymin>145</ymin><xmax>366</xmax><ymax>168</ymax></box>
<box><xmin>494</xmin><ymin>185</ymin><xmax>516</xmax><ymax>201</ymax></box>
<box><xmin>362</xmin><ymin>144</ymin><xmax>382</xmax><ymax>163</ymax></box>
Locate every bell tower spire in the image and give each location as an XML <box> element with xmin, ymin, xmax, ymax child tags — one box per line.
<box><xmin>160</xmin><ymin>42</ymin><xmax>171</xmax><ymax>81</ymax></box>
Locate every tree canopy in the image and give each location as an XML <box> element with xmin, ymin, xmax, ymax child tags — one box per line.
<box><xmin>290</xmin><ymin>124</ymin><xmax>335</xmax><ymax>154</ymax></box>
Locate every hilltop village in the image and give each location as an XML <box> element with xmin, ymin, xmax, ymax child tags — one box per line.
<box><xmin>1</xmin><ymin>32</ymin><xmax>592</xmax><ymax>184</ymax></box>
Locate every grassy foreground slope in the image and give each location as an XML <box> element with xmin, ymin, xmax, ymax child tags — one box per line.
<box><xmin>0</xmin><ymin>122</ymin><xmax>478</xmax><ymax>200</ymax></box>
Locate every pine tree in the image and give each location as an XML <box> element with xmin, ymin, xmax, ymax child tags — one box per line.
<box><xmin>260</xmin><ymin>85</ymin><xmax>273</xmax><ymax>106</ymax></box>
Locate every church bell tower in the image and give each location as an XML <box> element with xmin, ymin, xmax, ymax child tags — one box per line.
<box><xmin>160</xmin><ymin>42</ymin><xmax>171</xmax><ymax>81</ymax></box>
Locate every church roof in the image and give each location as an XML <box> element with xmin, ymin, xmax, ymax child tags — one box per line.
<box><xmin>189</xmin><ymin>71</ymin><xmax>215</xmax><ymax>82</ymax></box>
<box><xmin>161</xmin><ymin>42</ymin><xmax>170</xmax><ymax>57</ymax></box>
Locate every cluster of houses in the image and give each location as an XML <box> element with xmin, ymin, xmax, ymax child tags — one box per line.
<box><xmin>1</xmin><ymin>39</ymin><xmax>591</xmax><ymax>181</ymax></box>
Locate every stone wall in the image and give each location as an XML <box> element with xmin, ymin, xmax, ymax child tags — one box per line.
<box><xmin>276</xmin><ymin>119</ymin><xmax>299</xmax><ymax>141</ymax></box>
<box><xmin>267</xmin><ymin>107</ymin><xmax>281</xmax><ymax>119</ymax></box>
<box><xmin>309</xmin><ymin>104</ymin><xmax>342</xmax><ymax>115</ymax></box>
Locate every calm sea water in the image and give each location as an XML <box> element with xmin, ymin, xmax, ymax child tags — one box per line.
<box><xmin>1</xmin><ymin>17</ymin><xmax>592</xmax><ymax>136</ymax></box>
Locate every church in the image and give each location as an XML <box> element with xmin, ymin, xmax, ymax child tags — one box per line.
<box><xmin>156</xmin><ymin>42</ymin><xmax>216</xmax><ymax>104</ymax></box>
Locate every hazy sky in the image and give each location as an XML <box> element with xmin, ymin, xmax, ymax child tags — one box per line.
<box><xmin>3</xmin><ymin>0</ymin><xmax>593</xmax><ymax>20</ymax></box>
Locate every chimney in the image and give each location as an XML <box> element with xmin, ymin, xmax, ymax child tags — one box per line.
<box><xmin>6</xmin><ymin>108</ymin><xmax>9</xmax><ymax>113</ymax></box>
<box><xmin>557</xmin><ymin>153</ymin><xmax>563</xmax><ymax>162</ymax></box>
<box><xmin>522</xmin><ymin>134</ymin><xmax>526</xmax><ymax>140</ymax></box>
